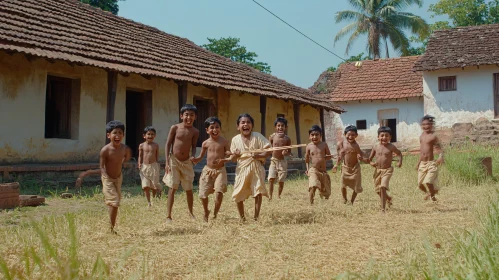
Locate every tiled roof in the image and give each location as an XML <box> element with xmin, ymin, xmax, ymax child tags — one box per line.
<box><xmin>312</xmin><ymin>56</ymin><xmax>422</xmax><ymax>102</ymax></box>
<box><xmin>0</xmin><ymin>0</ymin><xmax>342</xmax><ymax>112</ymax></box>
<box><xmin>414</xmin><ymin>24</ymin><xmax>499</xmax><ymax>71</ymax></box>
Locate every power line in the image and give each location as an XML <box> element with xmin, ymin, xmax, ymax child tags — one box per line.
<box><xmin>251</xmin><ymin>0</ymin><xmax>346</xmax><ymax>62</ymax></box>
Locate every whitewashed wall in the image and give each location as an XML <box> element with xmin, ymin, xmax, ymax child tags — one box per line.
<box><xmin>326</xmin><ymin>98</ymin><xmax>423</xmax><ymax>151</ymax></box>
<box><xmin>423</xmin><ymin>65</ymin><xmax>498</xmax><ymax>127</ymax></box>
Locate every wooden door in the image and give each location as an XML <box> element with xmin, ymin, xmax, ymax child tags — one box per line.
<box><xmin>194</xmin><ymin>99</ymin><xmax>211</xmax><ymax>147</ymax></box>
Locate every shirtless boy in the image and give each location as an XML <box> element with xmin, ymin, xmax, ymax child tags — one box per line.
<box><xmin>368</xmin><ymin>126</ymin><xmax>402</xmax><ymax>212</ymax></box>
<box><xmin>138</xmin><ymin>126</ymin><xmax>161</xmax><ymax>206</ymax></box>
<box><xmin>267</xmin><ymin>117</ymin><xmax>292</xmax><ymax>200</ymax></box>
<box><xmin>163</xmin><ymin>104</ymin><xmax>199</xmax><ymax>222</ymax></box>
<box><xmin>100</xmin><ymin>120</ymin><xmax>131</xmax><ymax>233</ymax></box>
<box><xmin>333</xmin><ymin>125</ymin><xmax>366</xmax><ymax>204</ymax></box>
<box><xmin>416</xmin><ymin>115</ymin><xmax>443</xmax><ymax>201</ymax></box>
<box><xmin>191</xmin><ymin>117</ymin><xmax>231</xmax><ymax>222</ymax></box>
<box><xmin>305</xmin><ymin>125</ymin><xmax>333</xmax><ymax>204</ymax></box>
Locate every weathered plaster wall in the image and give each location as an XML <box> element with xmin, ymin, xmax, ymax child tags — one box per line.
<box><xmin>225</xmin><ymin>91</ymin><xmax>261</xmax><ymax>139</ymax></box>
<box><xmin>117</xmin><ymin>74</ymin><xmax>178</xmax><ymax>159</ymax></box>
<box><xmin>328</xmin><ymin>98</ymin><xmax>423</xmax><ymax>150</ymax></box>
<box><xmin>299</xmin><ymin>105</ymin><xmax>321</xmax><ymax>155</ymax></box>
<box><xmin>423</xmin><ymin>65</ymin><xmax>497</xmax><ymax>128</ymax></box>
<box><xmin>0</xmin><ymin>52</ymin><xmax>107</xmax><ymax>163</ymax></box>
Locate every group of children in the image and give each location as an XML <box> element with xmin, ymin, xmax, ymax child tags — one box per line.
<box><xmin>98</xmin><ymin>104</ymin><xmax>443</xmax><ymax>233</ymax></box>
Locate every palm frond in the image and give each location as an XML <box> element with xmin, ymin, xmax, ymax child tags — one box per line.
<box><xmin>345</xmin><ymin>28</ymin><xmax>368</xmax><ymax>55</ymax></box>
<box><xmin>335</xmin><ymin>10</ymin><xmax>366</xmax><ymax>23</ymax></box>
<box><xmin>347</xmin><ymin>0</ymin><xmax>368</xmax><ymax>12</ymax></box>
<box><xmin>383</xmin><ymin>24</ymin><xmax>410</xmax><ymax>56</ymax></box>
<box><xmin>392</xmin><ymin>12</ymin><xmax>429</xmax><ymax>35</ymax></box>
<box><xmin>334</xmin><ymin>22</ymin><xmax>360</xmax><ymax>44</ymax></box>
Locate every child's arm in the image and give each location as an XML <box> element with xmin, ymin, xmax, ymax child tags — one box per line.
<box><xmin>304</xmin><ymin>144</ymin><xmax>311</xmax><ymax>175</ymax></box>
<box><xmin>324</xmin><ymin>144</ymin><xmax>333</xmax><ymax>161</ymax></box>
<box><xmin>282</xmin><ymin>137</ymin><xmax>292</xmax><ymax>156</ymax></box>
<box><xmin>356</xmin><ymin>145</ymin><xmax>369</xmax><ymax>164</ymax></box>
<box><xmin>434</xmin><ymin>136</ymin><xmax>444</xmax><ymax>165</ymax></box>
<box><xmin>138</xmin><ymin>144</ymin><xmax>143</xmax><ymax>169</ymax></box>
<box><xmin>190</xmin><ymin>129</ymin><xmax>200</xmax><ymax>161</ymax></box>
<box><xmin>368</xmin><ymin>146</ymin><xmax>377</xmax><ymax>167</ymax></box>
<box><xmin>392</xmin><ymin>145</ymin><xmax>403</xmax><ymax>168</ymax></box>
<box><xmin>191</xmin><ymin>142</ymin><xmax>207</xmax><ymax>165</ymax></box>
<box><xmin>124</xmin><ymin>145</ymin><xmax>132</xmax><ymax>163</ymax></box>
<box><xmin>332</xmin><ymin>141</ymin><xmax>342</xmax><ymax>172</ymax></box>
<box><xmin>218</xmin><ymin>139</ymin><xmax>233</xmax><ymax>164</ymax></box>
<box><xmin>155</xmin><ymin>143</ymin><xmax>159</xmax><ymax>163</ymax></box>
<box><xmin>99</xmin><ymin>148</ymin><xmax>108</xmax><ymax>177</ymax></box>
<box><xmin>164</xmin><ymin>126</ymin><xmax>177</xmax><ymax>173</ymax></box>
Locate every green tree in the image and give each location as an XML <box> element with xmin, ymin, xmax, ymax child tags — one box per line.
<box><xmin>80</xmin><ymin>0</ymin><xmax>123</xmax><ymax>15</ymax></box>
<box><xmin>334</xmin><ymin>0</ymin><xmax>429</xmax><ymax>59</ymax></box>
<box><xmin>429</xmin><ymin>0</ymin><xmax>499</xmax><ymax>26</ymax></box>
<box><xmin>327</xmin><ymin>52</ymin><xmax>370</xmax><ymax>72</ymax></box>
<box><xmin>202</xmin><ymin>37</ymin><xmax>271</xmax><ymax>74</ymax></box>
<box><xmin>408</xmin><ymin>0</ymin><xmax>499</xmax><ymax>55</ymax></box>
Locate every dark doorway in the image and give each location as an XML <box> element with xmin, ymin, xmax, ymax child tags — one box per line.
<box><xmin>193</xmin><ymin>98</ymin><xmax>211</xmax><ymax>147</ymax></box>
<box><xmin>126</xmin><ymin>90</ymin><xmax>152</xmax><ymax>159</ymax></box>
<box><xmin>383</xmin><ymin>118</ymin><xmax>397</xmax><ymax>142</ymax></box>
<box><xmin>494</xmin><ymin>73</ymin><xmax>499</xmax><ymax>118</ymax></box>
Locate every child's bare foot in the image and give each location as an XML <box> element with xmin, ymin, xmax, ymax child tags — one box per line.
<box><xmin>166</xmin><ymin>217</ymin><xmax>173</xmax><ymax>223</ymax></box>
<box><xmin>190</xmin><ymin>214</ymin><xmax>196</xmax><ymax>220</ymax></box>
<box><xmin>110</xmin><ymin>228</ymin><xmax>118</xmax><ymax>235</ymax></box>
<box><xmin>204</xmin><ymin>211</ymin><xmax>210</xmax><ymax>222</ymax></box>
<box><xmin>387</xmin><ymin>197</ymin><xmax>393</xmax><ymax>208</ymax></box>
<box><xmin>344</xmin><ymin>200</ymin><xmax>348</xmax><ymax>204</ymax></box>
<box><xmin>148</xmin><ymin>202</ymin><xmax>152</xmax><ymax>207</ymax></box>
<box><xmin>431</xmin><ymin>196</ymin><xmax>437</xmax><ymax>202</ymax></box>
<box><xmin>424</xmin><ymin>194</ymin><xmax>431</xmax><ymax>200</ymax></box>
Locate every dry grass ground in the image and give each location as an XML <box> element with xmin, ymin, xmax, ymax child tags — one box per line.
<box><xmin>0</xmin><ymin>154</ymin><xmax>497</xmax><ymax>279</ymax></box>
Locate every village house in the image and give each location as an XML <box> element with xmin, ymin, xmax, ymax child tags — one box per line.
<box><xmin>414</xmin><ymin>23</ymin><xmax>499</xmax><ymax>141</ymax></box>
<box><xmin>313</xmin><ymin>23</ymin><xmax>499</xmax><ymax>151</ymax></box>
<box><xmin>311</xmin><ymin>56</ymin><xmax>424</xmax><ymax>150</ymax></box>
<box><xmin>0</xmin><ymin>0</ymin><xmax>342</xmax><ymax>170</ymax></box>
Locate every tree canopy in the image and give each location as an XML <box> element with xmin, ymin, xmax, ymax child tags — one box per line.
<box><xmin>334</xmin><ymin>0</ymin><xmax>429</xmax><ymax>59</ymax></box>
<box><xmin>80</xmin><ymin>0</ymin><xmax>123</xmax><ymax>15</ymax></box>
<box><xmin>408</xmin><ymin>0</ymin><xmax>499</xmax><ymax>55</ymax></box>
<box><xmin>202</xmin><ymin>37</ymin><xmax>272</xmax><ymax>74</ymax></box>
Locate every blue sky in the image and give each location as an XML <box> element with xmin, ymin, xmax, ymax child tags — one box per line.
<box><xmin>119</xmin><ymin>0</ymin><xmax>445</xmax><ymax>88</ymax></box>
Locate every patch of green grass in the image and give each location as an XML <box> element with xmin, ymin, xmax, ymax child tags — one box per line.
<box><xmin>444</xmin><ymin>144</ymin><xmax>498</xmax><ymax>185</ymax></box>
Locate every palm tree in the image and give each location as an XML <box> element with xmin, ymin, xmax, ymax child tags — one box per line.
<box><xmin>334</xmin><ymin>0</ymin><xmax>429</xmax><ymax>59</ymax></box>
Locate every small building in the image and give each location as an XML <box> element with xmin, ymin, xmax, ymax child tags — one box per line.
<box><xmin>311</xmin><ymin>56</ymin><xmax>423</xmax><ymax>150</ymax></box>
<box><xmin>0</xmin><ymin>0</ymin><xmax>342</xmax><ymax>165</ymax></box>
<box><xmin>414</xmin><ymin>23</ymin><xmax>499</xmax><ymax>140</ymax></box>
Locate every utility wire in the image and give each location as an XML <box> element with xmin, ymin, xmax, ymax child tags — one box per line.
<box><xmin>251</xmin><ymin>0</ymin><xmax>347</xmax><ymax>62</ymax></box>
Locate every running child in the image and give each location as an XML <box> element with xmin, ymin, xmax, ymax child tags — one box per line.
<box><xmin>333</xmin><ymin>125</ymin><xmax>366</xmax><ymax>204</ymax></box>
<box><xmin>191</xmin><ymin>117</ymin><xmax>231</xmax><ymax>222</ymax></box>
<box><xmin>416</xmin><ymin>115</ymin><xmax>443</xmax><ymax>201</ymax></box>
<box><xmin>368</xmin><ymin>126</ymin><xmax>403</xmax><ymax>212</ymax></box>
<box><xmin>138</xmin><ymin>126</ymin><xmax>161</xmax><ymax>206</ymax></box>
<box><xmin>163</xmin><ymin>104</ymin><xmax>199</xmax><ymax>222</ymax></box>
<box><xmin>230</xmin><ymin>113</ymin><xmax>271</xmax><ymax>221</ymax></box>
<box><xmin>100</xmin><ymin>120</ymin><xmax>132</xmax><ymax>233</ymax></box>
<box><xmin>305</xmin><ymin>125</ymin><xmax>333</xmax><ymax>204</ymax></box>
<box><xmin>267</xmin><ymin>117</ymin><xmax>292</xmax><ymax>200</ymax></box>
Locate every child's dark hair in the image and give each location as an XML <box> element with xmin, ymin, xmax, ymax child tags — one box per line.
<box><xmin>309</xmin><ymin>125</ymin><xmax>322</xmax><ymax>134</ymax></box>
<box><xmin>143</xmin><ymin>126</ymin><xmax>156</xmax><ymax>134</ymax></box>
<box><xmin>377</xmin><ymin>126</ymin><xmax>392</xmax><ymax>136</ymax></box>
<box><xmin>237</xmin><ymin>113</ymin><xmax>254</xmax><ymax>125</ymax></box>
<box><xmin>180</xmin><ymin>104</ymin><xmax>197</xmax><ymax>114</ymax></box>
<box><xmin>274</xmin><ymin>117</ymin><xmax>288</xmax><ymax>127</ymax></box>
<box><xmin>205</xmin><ymin>116</ymin><xmax>222</xmax><ymax>128</ymax></box>
<box><xmin>344</xmin><ymin>125</ymin><xmax>357</xmax><ymax>135</ymax></box>
<box><xmin>106</xmin><ymin>120</ymin><xmax>125</xmax><ymax>133</ymax></box>
<box><xmin>421</xmin><ymin>114</ymin><xmax>435</xmax><ymax>124</ymax></box>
